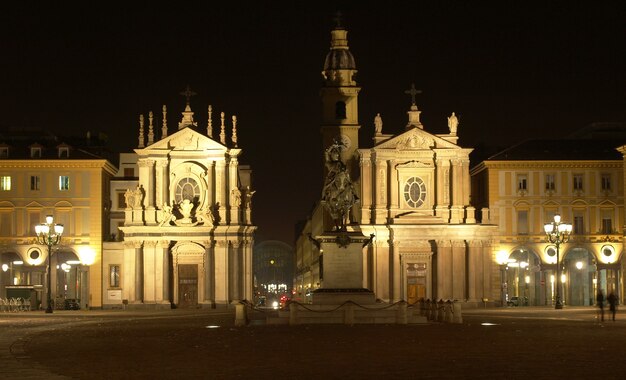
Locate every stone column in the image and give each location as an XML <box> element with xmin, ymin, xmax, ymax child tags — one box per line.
<box><xmin>436</xmin><ymin>160</ymin><xmax>451</xmax><ymax>221</ymax></box>
<box><xmin>359</xmin><ymin>157</ymin><xmax>372</xmax><ymax>224</ymax></box>
<box><xmin>243</xmin><ymin>239</ymin><xmax>253</xmax><ymax>301</ymax></box>
<box><xmin>215</xmin><ymin>160</ymin><xmax>227</xmax><ymax>223</ymax></box>
<box><xmin>450</xmin><ymin>159</ymin><xmax>463</xmax><ymax>223</ymax></box>
<box><xmin>482</xmin><ymin>242</ymin><xmax>494</xmax><ymax>303</ymax></box>
<box><xmin>391</xmin><ymin>240</ymin><xmax>401</xmax><ymax>302</ymax></box>
<box><xmin>388</xmin><ymin>160</ymin><xmax>398</xmax><ymax>220</ymax></box>
<box><xmin>462</xmin><ymin>158</ymin><xmax>471</xmax><ymax>206</ymax></box>
<box><xmin>451</xmin><ymin>240</ymin><xmax>466</xmax><ymax>301</ymax></box>
<box><xmin>230</xmin><ymin>241</ymin><xmax>242</xmax><ymax>303</ymax></box>
<box><xmin>214</xmin><ymin>239</ymin><xmax>229</xmax><ymax>306</ymax></box>
<box><xmin>202</xmin><ymin>240</ymin><xmax>215</xmax><ymax>307</ymax></box>
<box><xmin>138</xmin><ymin>159</ymin><xmax>156</xmax><ymax>224</ymax></box>
<box><xmin>155</xmin><ymin>240</ymin><xmax>170</xmax><ymax>305</ymax></box>
<box><xmin>437</xmin><ymin>240</ymin><xmax>453</xmax><ymax>300</ymax></box>
<box><xmin>155</xmin><ymin>160</ymin><xmax>169</xmax><ymax>208</ymax></box>
<box><xmin>205</xmin><ymin>162</ymin><xmax>215</xmax><ymax>211</ymax></box>
<box><xmin>228</xmin><ymin>154</ymin><xmax>240</xmax><ymax>224</ymax></box>
<box><xmin>142</xmin><ymin>241</ymin><xmax>157</xmax><ymax>303</ymax></box>
<box><xmin>134</xmin><ymin>241</ymin><xmax>143</xmax><ymax>303</ymax></box>
<box><xmin>467</xmin><ymin>240</ymin><xmax>483</xmax><ymax>303</ymax></box>
<box><xmin>122</xmin><ymin>241</ymin><xmax>136</xmax><ymax>303</ymax></box>
<box><xmin>374</xmin><ymin>160</ymin><xmax>387</xmax><ymax>223</ymax></box>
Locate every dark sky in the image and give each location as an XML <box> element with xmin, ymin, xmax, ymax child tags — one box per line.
<box><xmin>2</xmin><ymin>2</ymin><xmax>625</xmax><ymax>245</ymax></box>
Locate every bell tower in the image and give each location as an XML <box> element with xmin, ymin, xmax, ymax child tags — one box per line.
<box><xmin>320</xmin><ymin>16</ymin><xmax>361</xmax><ymax>172</ymax></box>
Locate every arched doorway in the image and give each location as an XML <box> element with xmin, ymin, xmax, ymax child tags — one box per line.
<box><xmin>503</xmin><ymin>248</ymin><xmax>541</xmax><ymax>306</ymax></box>
<box><xmin>54</xmin><ymin>250</ymin><xmax>87</xmax><ymax>310</ymax></box>
<box><xmin>562</xmin><ymin>248</ymin><xmax>595</xmax><ymax>306</ymax></box>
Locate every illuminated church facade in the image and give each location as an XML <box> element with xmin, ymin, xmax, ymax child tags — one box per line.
<box><xmin>102</xmin><ymin>93</ymin><xmax>257</xmax><ymax>309</ymax></box>
<box><xmin>294</xmin><ymin>23</ymin><xmax>498</xmax><ymax>306</ymax></box>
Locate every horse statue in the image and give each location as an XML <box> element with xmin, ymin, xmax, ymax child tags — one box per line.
<box><xmin>321</xmin><ymin>141</ymin><xmax>359</xmax><ymax>231</ymax></box>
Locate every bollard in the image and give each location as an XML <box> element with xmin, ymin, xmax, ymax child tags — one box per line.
<box><xmin>444</xmin><ymin>301</ymin><xmax>453</xmax><ymax>323</ymax></box>
<box><xmin>452</xmin><ymin>301</ymin><xmax>463</xmax><ymax>324</ymax></box>
<box><xmin>431</xmin><ymin>300</ymin><xmax>438</xmax><ymax>321</ymax></box>
<box><xmin>235</xmin><ymin>303</ymin><xmax>247</xmax><ymax>326</ymax></box>
<box><xmin>437</xmin><ymin>300</ymin><xmax>445</xmax><ymax>322</ymax></box>
<box><xmin>418</xmin><ymin>298</ymin><xmax>426</xmax><ymax>317</ymax></box>
<box><xmin>396</xmin><ymin>302</ymin><xmax>408</xmax><ymax>324</ymax></box>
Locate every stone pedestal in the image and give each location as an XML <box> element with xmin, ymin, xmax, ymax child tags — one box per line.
<box><xmin>312</xmin><ymin>231</ymin><xmax>375</xmax><ymax>305</ymax></box>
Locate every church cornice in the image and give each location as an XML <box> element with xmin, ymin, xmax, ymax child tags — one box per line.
<box><xmin>481</xmin><ymin>161</ymin><xmax>622</xmax><ymax>170</ymax></box>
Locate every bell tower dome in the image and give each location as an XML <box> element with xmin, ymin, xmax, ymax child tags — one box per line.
<box><xmin>320</xmin><ymin>16</ymin><xmax>361</xmax><ymax>170</ymax></box>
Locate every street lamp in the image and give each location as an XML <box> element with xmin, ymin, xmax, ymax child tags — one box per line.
<box><xmin>35</xmin><ymin>215</ymin><xmax>64</xmax><ymax>313</ymax></box>
<box><xmin>544</xmin><ymin>214</ymin><xmax>572</xmax><ymax>309</ymax></box>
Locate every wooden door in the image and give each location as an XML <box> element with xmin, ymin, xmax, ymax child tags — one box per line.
<box><xmin>178</xmin><ymin>264</ymin><xmax>198</xmax><ymax>308</ymax></box>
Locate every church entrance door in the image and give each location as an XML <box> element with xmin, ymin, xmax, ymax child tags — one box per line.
<box><xmin>178</xmin><ymin>264</ymin><xmax>198</xmax><ymax>308</ymax></box>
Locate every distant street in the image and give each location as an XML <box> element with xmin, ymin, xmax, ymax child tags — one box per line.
<box><xmin>1</xmin><ymin>306</ymin><xmax>623</xmax><ymax>379</ymax></box>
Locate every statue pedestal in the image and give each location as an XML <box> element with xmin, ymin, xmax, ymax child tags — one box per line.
<box><xmin>312</xmin><ymin>231</ymin><xmax>375</xmax><ymax>305</ymax></box>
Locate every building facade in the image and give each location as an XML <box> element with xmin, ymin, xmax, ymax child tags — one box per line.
<box><xmin>295</xmin><ymin>23</ymin><xmax>498</xmax><ymax>306</ymax></box>
<box><xmin>103</xmin><ymin>97</ymin><xmax>257</xmax><ymax>309</ymax></box>
<box><xmin>0</xmin><ymin>130</ymin><xmax>116</xmax><ymax>310</ymax></box>
<box><xmin>471</xmin><ymin>139</ymin><xmax>624</xmax><ymax>306</ymax></box>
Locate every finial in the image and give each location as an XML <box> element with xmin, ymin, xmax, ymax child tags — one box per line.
<box><xmin>232</xmin><ymin>115</ymin><xmax>238</xmax><ymax>147</ymax></box>
<box><xmin>161</xmin><ymin>105</ymin><xmax>168</xmax><ymax>138</ymax></box>
<box><xmin>207</xmin><ymin>105</ymin><xmax>213</xmax><ymax>138</ymax></box>
<box><xmin>138</xmin><ymin>114</ymin><xmax>145</xmax><ymax>148</ymax></box>
<box><xmin>179</xmin><ymin>84</ymin><xmax>197</xmax><ymax>105</ymax></box>
<box><xmin>404</xmin><ymin>83</ymin><xmax>422</xmax><ymax>106</ymax></box>
<box><xmin>147</xmin><ymin>111</ymin><xmax>154</xmax><ymax>145</ymax></box>
<box><xmin>220</xmin><ymin>111</ymin><xmax>226</xmax><ymax>145</ymax></box>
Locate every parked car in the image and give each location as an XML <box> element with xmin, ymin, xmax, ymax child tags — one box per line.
<box><xmin>507</xmin><ymin>296</ymin><xmax>520</xmax><ymax>307</ymax></box>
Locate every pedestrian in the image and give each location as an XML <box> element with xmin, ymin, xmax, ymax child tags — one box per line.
<box><xmin>597</xmin><ymin>289</ymin><xmax>605</xmax><ymax>322</ymax></box>
<box><xmin>607</xmin><ymin>291</ymin><xmax>617</xmax><ymax>322</ymax></box>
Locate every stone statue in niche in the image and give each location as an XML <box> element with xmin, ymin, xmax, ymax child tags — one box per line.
<box><xmin>321</xmin><ymin>140</ymin><xmax>359</xmax><ymax>231</ymax></box>
<box><xmin>231</xmin><ymin>188</ymin><xmax>242</xmax><ymax>207</ymax></box>
<box><xmin>245</xmin><ymin>186</ymin><xmax>256</xmax><ymax>209</ymax></box>
<box><xmin>447</xmin><ymin>112</ymin><xmax>459</xmax><ymax>135</ymax></box>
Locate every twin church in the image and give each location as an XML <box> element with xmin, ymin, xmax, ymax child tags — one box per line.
<box><xmin>3</xmin><ymin>20</ymin><xmax>617</xmax><ymax>310</ymax></box>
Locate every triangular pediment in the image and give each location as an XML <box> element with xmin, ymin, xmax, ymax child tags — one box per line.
<box><xmin>135</xmin><ymin>127</ymin><xmax>226</xmax><ymax>154</ymax></box>
<box><xmin>375</xmin><ymin>127</ymin><xmax>460</xmax><ymax>151</ymax></box>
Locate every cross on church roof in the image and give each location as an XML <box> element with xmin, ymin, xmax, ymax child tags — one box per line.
<box><xmin>179</xmin><ymin>85</ymin><xmax>197</xmax><ymax>105</ymax></box>
<box><xmin>404</xmin><ymin>83</ymin><xmax>422</xmax><ymax>106</ymax></box>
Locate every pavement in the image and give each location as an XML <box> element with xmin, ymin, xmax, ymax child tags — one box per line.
<box><xmin>0</xmin><ymin>306</ymin><xmax>624</xmax><ymax>379</ymax></box>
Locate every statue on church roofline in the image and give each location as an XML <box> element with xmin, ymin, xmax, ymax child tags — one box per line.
<box><xmin>321</xmin><ymin>140</ymin><xmax>359</xmax><ymax>232</ymax></box>
<box><xmin>374</xmin><ymin>113</ymin><xmax>383</xmax><ymax>135</ymax></box>
<box><xmin>448</xmin><ymin>112</ymin><xmax>459</xmax><ymax>135</ymax></box>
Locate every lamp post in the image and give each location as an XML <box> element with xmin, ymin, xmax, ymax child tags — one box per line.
<box><xmin>544</xmin><ymin>214</ymin><xmax>572</xmax><ymax>309</ymax></box>
<box><xmin>35</xmin><ymin>215</ymin><xmax>64</xmax><ymax>313</ymax></box>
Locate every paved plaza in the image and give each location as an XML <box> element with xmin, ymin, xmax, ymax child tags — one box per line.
<box><xmin>0</xmin><ymin>306</ymin><xmax>624</xmax><ymax>379</ymax></box>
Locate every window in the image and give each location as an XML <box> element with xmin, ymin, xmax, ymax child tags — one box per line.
<box><xmin>0</xmin><ymin>176</ymin><xmax>11</xmax><ymax>191</ymax></box>
<box><xmin>123</xmin><ymin>168</ymin><xmax>135</xmax><ymax>177</ymax></box>
<box><xmin>59</xmin><ymin>175</ymin><xmax>70</xmax><ymax>190</ymax></box>
<box><xmin>517</xmin><ymin>175</ymin><xmax>527</xmax><ymax>191</ymax></box>
<box><xmin>58</xmin><ymin>147</ymin><xmax>69</xmax><ymax>158</ymax></box>
<box><xmin>0</xmin><ymin>147</ymin><xmax>8</xmax><ymax>158</ymax></box>
<box><xmin>30</xmin><ymin>175</ymin><xmax>40</xmax><ymax>191</ymax></box>
<box><xmin>30</xmin><ymin>147</ymin><xmax>41</xmax><ymax>158</ymax></box>
<box><xmin>117</xmin><ymin>192</ymin><xmax>126</xmax><ymax>209</ymax></box>
<box><xmin>403</xmin><ymin>176</ymin><xmax>426</xmax><ymax>208</ymax></box>
<box><xmin>574</xmin><ymin>215</ymin><xmax>584</xmax><ymax>234</ymax></box>
<box><xmin>335</xmin><ymin>101</ymin><xmax>346</xmax><ymax>119</ymax></box>
<box><xmin>517</xmin><ymin>210</ymin><xmax>529</xmax><ymax>234</ymax></box>
<box><xmin>601</xmin><ymin>174</ymin><xmax>611</xmax><ymax>191</ymax></box>
<box><xmin>573</xmin><ymin>174</ymin><xmax>583</xmax><ymax>191</ymax></box>
<box><xmin>109</xmin><ymin>265</ymin><xmax>121</xmax><ymax>288</ymax></box>
<box><xmin>601</xmin><ymin>210</ymin><xmax>612</xmax><ymax>234</ymax></box>
<box><xmin>545</xmin><ymin>174</ymin><xmax>555</xmax><ymax>191</ymax></box>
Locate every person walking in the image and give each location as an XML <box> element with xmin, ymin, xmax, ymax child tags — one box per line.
<box><xmin>607</xmin><ymin>291</ymin><xmax>617</xmax><ymax>321</ymax></box>
<box><xmin>597</xmin><ymin>289</ymin><xmax>605</xmax><ymax>322</ymax></box>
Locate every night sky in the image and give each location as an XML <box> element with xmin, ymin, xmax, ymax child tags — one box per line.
<box><xmin>2</xmin><ymin>2</ymin><xmax>625</xmax><ymax>245</ymax></box>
